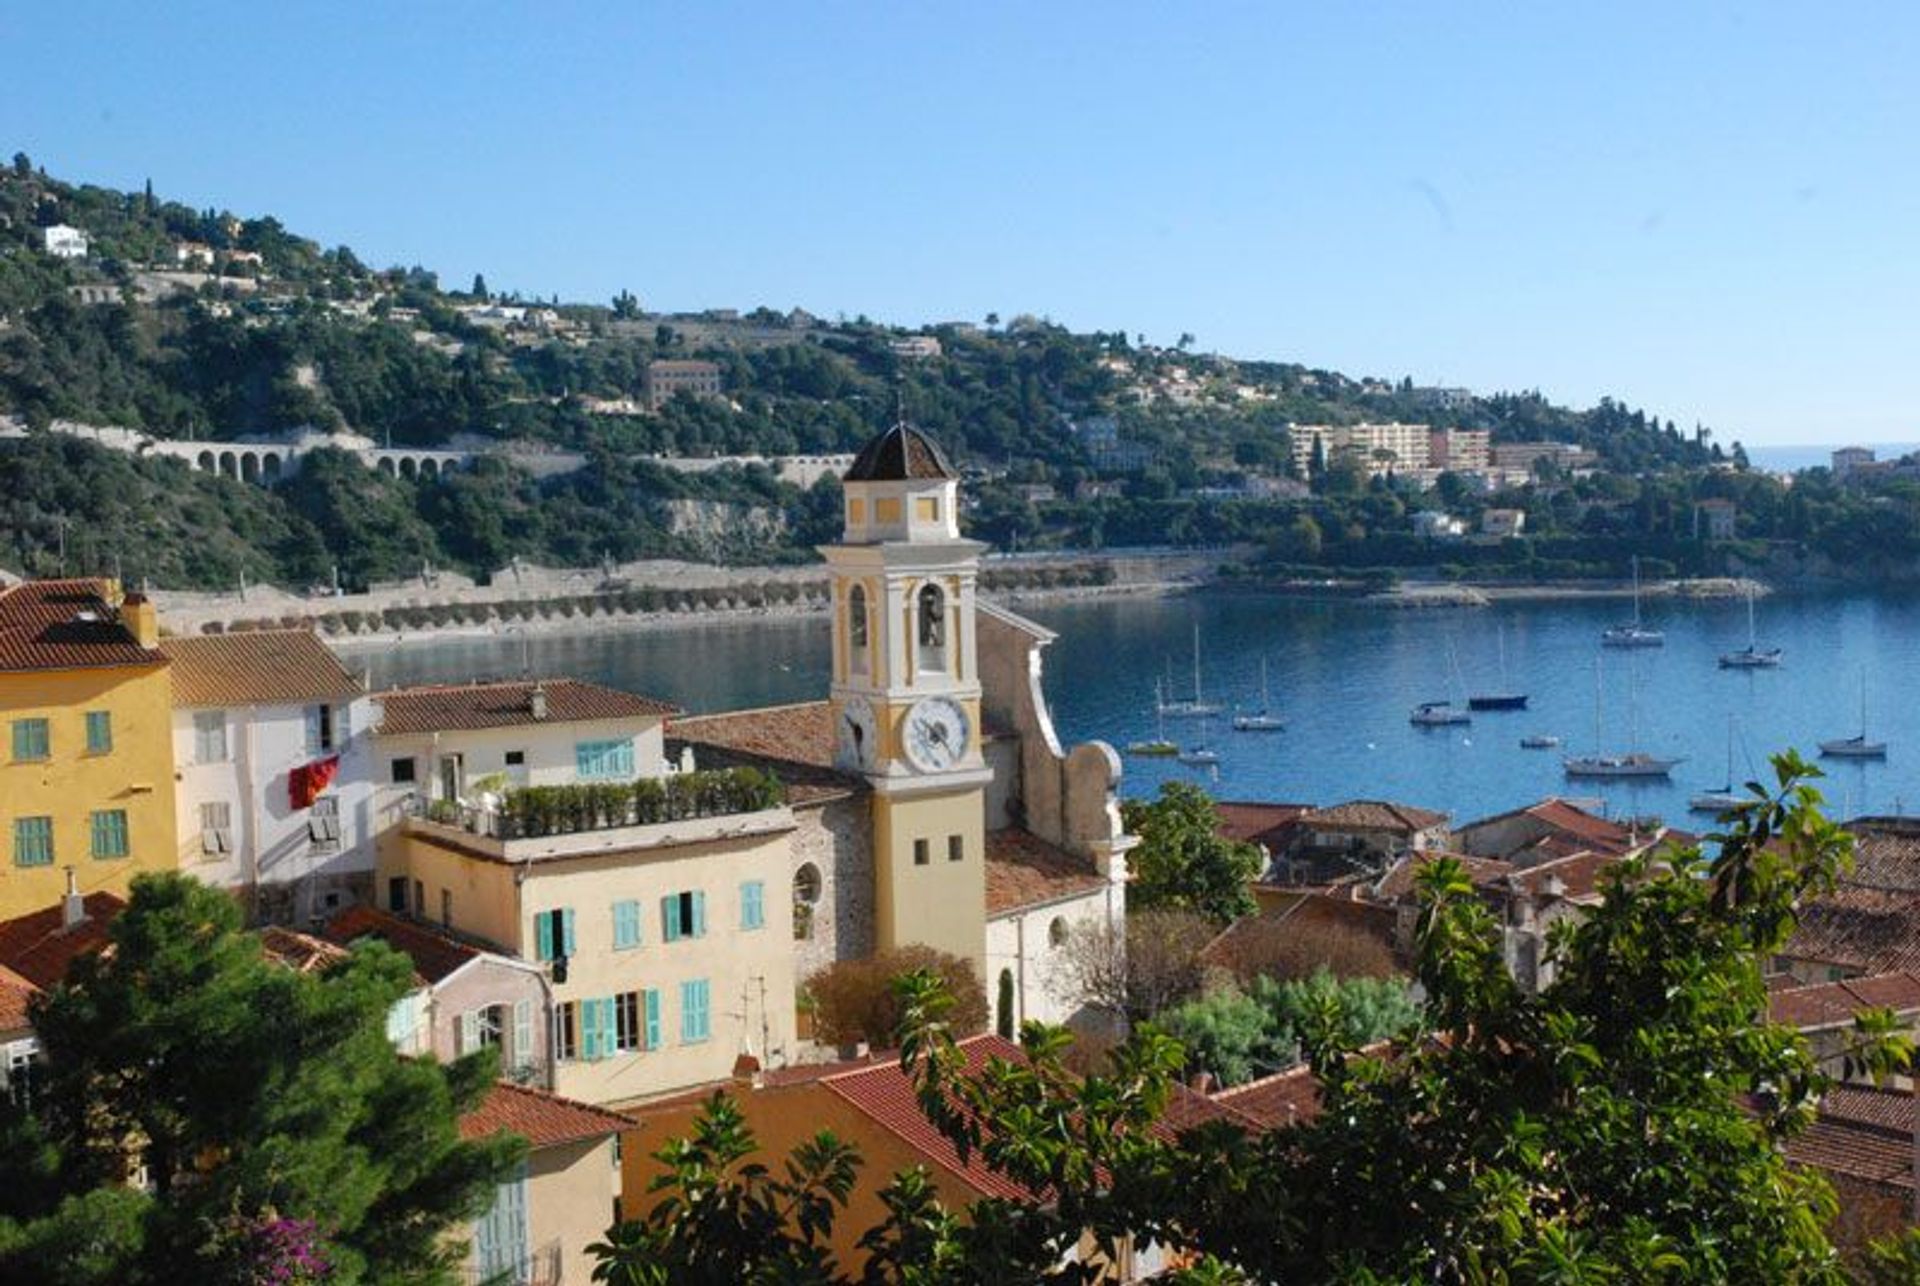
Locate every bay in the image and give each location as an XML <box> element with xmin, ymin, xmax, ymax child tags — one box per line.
<box><xmin>351</xmin><ymin>590</ymin><xmax>1920</xmax><ymax>828</ymax></box>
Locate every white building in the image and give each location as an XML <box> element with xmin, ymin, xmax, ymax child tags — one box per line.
<box><xmin>41</xmin><ymin>224</ymin><xmax>89</xmax><ymax>259</ymax></box>
<box><xmin>1413</xmin><ymin>510</ymin><xmax>1468</xmax><ymax>540</ymax></box>
<box><xmin>889</xmin><ymin>335</ymin><xmax>944</xmax><ymax>360</ymax></box>
<box><xmin>161</xmin><ymin>631</ymin><xmax>377</xmax><ymax>926</ymax></box>
<box><xmin>1291</xmin><ymin>422</ymin><xmax>1433</xmax><ymax>477</ymax></box>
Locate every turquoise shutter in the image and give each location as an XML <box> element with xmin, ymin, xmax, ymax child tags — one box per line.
<box><xmin>643</xmin><ymin>989</ymin><xmax>661</xmax><ymax>1049</ymax></box>
<box><xmin>562</xmin><ymin>908</ymin><xmax>577</xmax><ymax>957</ymax></box>
<box><xmin>535</xmin><ymin>912</ymin><xmax>554</xmax><ymax>962</ymax></box>
<box><xmin>661</xmin><ymin>895</ymin><xmax>680</xmax><ymax>943</ymax></box>
<box><xmin>741</xmin><ymin>881</ymin><xmax>764</xmax><ymax>930</ymax></box>
<box><xmin>613</xmin><ymin>900</ymin><xmax>640</xmax><ymax>949</ymax></box>
<box><xmin>691</xmin><ymin>891</ymin><xmax>707</xmax><ymax>938</ymax></box>
<box><xmin>580</xmin><ymin>998</ymin><xmax>601</xmax><ymax>1061</ymax></box>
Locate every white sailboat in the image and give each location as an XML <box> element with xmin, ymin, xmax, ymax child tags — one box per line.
<box><xmin>1178</xmin><ymin>715</ymin><xmax>1221</xmax><ymax>766</ymax></box>
<box><xmin>1565</xmin><ymin>655</ymin><xmax>1682</xmax><ymax>779</ymax></box>
<box><xmin>1126</xmin><ymin>681</ymin><xmax>1179</xmax><ymax>757</ymax></box>
<box><xmin>1820</xmin><ymin>672</ymin><xmax>1887</xmax><ymax>759</ymax></box>
<box><xmin>1689</xmin><ymin>715</ymin><xmax>1748</xmax><ymax>813</ymax></box>
<box><xmin>1410</xmin><ymin>640</ymin><xmax>1472</xmax><ymax>726</ymax></box>
<box><xmin>1233</xmin><ymin>657</ymin><xmax>1286</xmax><ymax>732</ymax></box>
<box><xmin>1158</xmin><ymin>623</ymin><xmax>1223</xmax><ymax>718</ymax></box>
<box><xmin>1718</xmin><ymin>586</ymin><xmax>1782</xmax><ymax>669</ymax></box>
<box><xmin>1601</xmin><ymin>556</ymin><xmax>1664</xmax><ymax>648</ymax></box>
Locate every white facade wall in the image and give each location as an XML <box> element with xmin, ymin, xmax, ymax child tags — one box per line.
<box><xmin>172</xmin><ymin>695</ymin><xmax>376</xmax><ymax>924</ymax></box>
<box><xmin>986</xmin><ymin>881</ymin><xmax>1124</xmax><ymax>1033</ymax></box>
<box><xmin>42</xmin><ymin>225</ymin><xmax>88</xmax><ymax>258</ymax></box>
<box><xmin>372</xmin><ymin>715</ymin><xmax>668</xmax><ymax>822</ymax></box>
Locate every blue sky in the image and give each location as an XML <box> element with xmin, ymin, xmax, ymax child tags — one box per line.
<box><xmin>6</xmin><ymin>2</ymin><xmax>1916</xmax><ymax>446</ymax></box>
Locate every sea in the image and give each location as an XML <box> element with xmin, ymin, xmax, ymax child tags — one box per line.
<box><xmin>1745</xmin><ymin>442</ymin><xmax>1920</xmax><ymax>473</ymax></box>
<box><xmin>353</xmin><ymin>589</ymin><xmax>1920</xmax><ymax>830</ymax></box>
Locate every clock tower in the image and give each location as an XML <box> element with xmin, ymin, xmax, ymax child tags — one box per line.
<box><xmin>822</xmin><ymin>420</ymin><xmax>990</xmax><ymax>971</ymax></box>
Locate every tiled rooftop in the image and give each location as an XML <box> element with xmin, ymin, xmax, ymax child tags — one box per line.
<box><xmin>844</xmin><ymin>423</ymin><xmax>957</xmax><ymax>482</ymax></box>
<box><xmin>1212</xmin><ymin>1063</ymin><xmax>1325</xmax><ymax>1130</ymax></box>
<box><xmin>1783</xmin><ymin>886</ymin><xmax>1920</xmax><ymax>976</ymax></box>
<box><xmin>377</xmin><ymin>678</ymin><xmax>677</xmax><ymax>735</ymax></box>
<box><xmin>1787</xmin><ymin>1084</ymin><xmax>1914</xmax><ymax>1194</ymax></box>
<box><xmin>325</xmin><ymin>905</ymin><xmax>482</xmax><ymax>985</ymax></box>
<box><xmin>0</xmin><ymin>964</ymin><xmax>38</xmax><ymax>1033</ymax></box>
<box><xmin>0</xmin><ymin>579</ymin><xmax>164</xmax><ymax>674</ymax></box>
<box><xmin>257</xmin><ymin>926</ymin><xmax>354</xmax><ymax>974</ymax></box>
<box><xmin>461</xmin><ymin>1081</ymin><xmax>633</xmax><ymax>1150</ymax></box>
<box><xmin>1300</xmin><ymin>800</ymin><xmax>1448</xmax><ymax>834</ymax></box>
<box><xmin>0</xmin><ymin>892</ymin><xmax>123</xmax><ymax>989</ymax></box>
<box><xmin>670</xmin><ymin>701</ymin><xmax>861</xmax><ymax>806</ymax></box>
<box><xmin>1214</xmin><ymin>801</ymin><xmax>1313</xmax><ymax>848</ymax></box>
<box><xmin>161</xmin><ymin>630</ymin><xmax>363</xmax><ymax>707</ymax></box>
<box><xmin>984</xmin><ymin>829</ymin><xmax>1108</xmax><ymax>916</ymax></box>
<box><xmin>1373</xmin><ymin>851</ymin><xmax>1515</xmax><ymax>901</ymax></box>
<box><xmin>1769</xmin><ymin>971</ymin><xmax>1920</xmax><ymax>1031</ymax></box>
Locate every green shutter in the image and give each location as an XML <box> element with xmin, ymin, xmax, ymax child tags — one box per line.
<box><xmin>613</xmin><ymin>900</ymin><xmax>640</xmax><ymax>949</ymax></box>
<box><xmin>691</xmin><ymin>891</ymin><xmax>707</xmax><ymax>938</ymax></box>
<box><xmin>661</xmin><ymin>895</ymin><xmax>681</xmax><ymax>943</ymax></box>
<box><xmin>643</xmin><ymin>989</ymin><xmax>661</xmax><ymax>1049</ymax></box>
<box><xmin>580</xmin><ymin>998</ymin><xmax>601</xmax><ymax>1061</ymax></box>
<box><xmin>85</xmin><ymin>711</ymin><xmax>112</xmax><ymax>754</ymax></box>
<box><xmin>13</xmin><ymin>817</ymin><xmax>53</xmax><ymax>868</ymax></box>
<box><xmin>561</xmin><ymin>908</ymin><xmax>577</xmax><ymax>957</ymax></box>
<box><xmin>535</xmin><ymin>912</ymin><xmax>554</xmax><ymax>962</ymax></box>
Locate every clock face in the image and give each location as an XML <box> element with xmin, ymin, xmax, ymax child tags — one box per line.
<box><xmin>836</xmin><ymin>696</ymin><xmax>877</xmax><ymax>772</ymax></box>
<box><xmin>904</xmin><ymin>697</ymin><xmax>970</xmax><ymax>773</ymax></box>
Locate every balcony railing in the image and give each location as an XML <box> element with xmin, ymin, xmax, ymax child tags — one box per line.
<box><xmin>413</xmin><ymin>767</ymin><xmax>786</xmax><ymax>842</ymax></box>
<box><xmin>463</xmin><ymin>1239</ymin><xmax>562</xmax><ymax>1286</ymax></box>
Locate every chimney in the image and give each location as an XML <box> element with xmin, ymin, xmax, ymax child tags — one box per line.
<box><xmin>120</xmin><ymin>592</ymin><xmax>160</xmax><ymax>649</ymax></box>
<box><xmin>62</xmin><ymin>868</ymin><xmax>85</xmax><ymax>931</ymax></box>
<box><xmin>529</xmin><ymin>682</ymin><xmax>547</xmax><ymax>721</ymax></box>
<box><xmin>731</xmin><ymin>1051</ymin><xmax>764</xmax><ymax>1089</ymax></box>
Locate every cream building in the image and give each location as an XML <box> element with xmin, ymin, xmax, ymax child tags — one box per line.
<box><xmin>1290</xmin><ymin>422</ymin><xmax>1432</xmax><ymax>477</ymax></box>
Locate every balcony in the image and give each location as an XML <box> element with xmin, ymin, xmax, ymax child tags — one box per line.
<box><xmin>405</xmin><ymin>767</ymin><xmax>794</xmax><ymax>863</ymax></box>
<box><xmin>462</xmin><ymin>1239</ymin><xmax>561</xmax><ymax>1286</ymax></box>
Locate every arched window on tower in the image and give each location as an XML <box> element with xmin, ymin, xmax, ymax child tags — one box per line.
<box><xmin>917</xmin><ymin>583</ymin><xmax>947</xmax><ymax>672</ymax></box>
<box><xmin>848</xmin><ymin>584</ymin><xmax>869</xmax><ymax>671</ymax></box>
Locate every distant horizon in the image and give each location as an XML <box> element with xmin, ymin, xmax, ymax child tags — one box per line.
<box><xmin>8</xmin><ymin>4</ymin><xmax>1916</xmax><ymax>449</ymax></box>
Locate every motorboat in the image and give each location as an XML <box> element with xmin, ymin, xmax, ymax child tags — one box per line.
<box><xmin>1520</xmin><ymin>734</ymin><xmax>1561</xmax><ymax>749</ymax></box>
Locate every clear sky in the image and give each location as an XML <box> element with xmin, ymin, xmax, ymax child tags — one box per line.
<box><xmin>6</xmin><ymin>2</ymin><xmax>1916</xmax><ymax>446</ymax></box>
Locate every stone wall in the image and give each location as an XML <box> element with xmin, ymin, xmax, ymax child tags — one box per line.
<box><xmin>791</xmin><ymin>795</ymin><xmax>874</xmax><ymax>984</ymax></box>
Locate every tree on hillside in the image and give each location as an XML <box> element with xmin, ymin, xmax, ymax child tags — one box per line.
<box><xmin>596</xmin><ymin>754</ymin><xmax>1911</xmax><ymax>1282</ymax></box>
<box><xmin>1121</xmin><ymin>781</ymin><xmax>1263</xmax><ymax>924</ymax></box>
<box><xmin>0</xmin><ymin>873</ymin><xmax>520</xmax><ymax>1285</ymax></box>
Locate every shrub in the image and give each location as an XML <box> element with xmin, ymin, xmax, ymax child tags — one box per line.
<box><xmin>805</xmin><ymin>945</ymin><xmax>988</xmax><ymax>1048</ymax></box>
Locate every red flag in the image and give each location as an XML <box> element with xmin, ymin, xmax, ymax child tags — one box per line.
<box><xmin>290</xmin><ymin>756</ymin><xmax>341</xmax><ymax>809</ymax></box>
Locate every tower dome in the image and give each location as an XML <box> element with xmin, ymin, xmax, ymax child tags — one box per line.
<box><xmin>844</xmin><ymin>422</ymin><xmax>956</xmax><ymax>483</ymax></box>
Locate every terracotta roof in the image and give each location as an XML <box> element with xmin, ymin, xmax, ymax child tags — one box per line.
<box><xmin>1845</xmin><ymin>831</ymin><xmax>1920</xmax><ymax>894</ymax></box>
<box><xmin>1212</xmin><ymin>1063</ymin><xmax>1325</xmax><ymax>1130</ymax></box>
<box><xmin>1769</xmin><ymin>971</ymin><xmax>1920</xmax><ymax>1031</ymax></box>
<box><xmin>985</xmin><ymin>829</ymin><xmax>1107</xmax><ymax>916</ymax></box>
<box><xmin>1214</xmin><ymin>801</ymin><xmax>1312</xmax><ymax>848</ymax></box>
<box><xmin>844</xmin><ymin>423</ymin><xmax>957</xmax><ymax>482</ymax></box>
<box><xmin>377</xmin><ymin>678</ymin><xmax>676</xmax><ymax>735</ymax></box>
<box><xmin>257</xmin><ymin>926</ymin><xmax>353</xmax><ymax>974</ymax></box>
<box><xmin>324</xmin><ymin>905</ymin><xmax>481</xmax><ymax>985</ymax></box>
<box><xmin>1201</xmin><ymin>893</ymin><xmax>1404</xmax><ymax>976</ymax></box>
<box><xmin>1502</xmin><ymin>850</ymin><xmax>1625</xmax><ymax>903</ymax></box>
<box><xmin>1373</xmin><ymin>851</ymin><xmax>1514</xmax><ymax>901</ymax></box>
<box><xmin>0</xmin><ymin>892</ymin><xmax>123</xmax><ymax>989</ymax></box>
<box><xmin>1162</xmin><ymin>1081</ymin><xmax>1264</xmax><ymax>1133</ymax></box>
<box><xmin>1783</xmin><ymin>886</ymin><xmax>1920</xmax><ymax>976</ymax></box>
<box><xmin>0</xmin><ymin>964</ymin><xmax>38</xmax><ymax>1033</ymax></box>
<box><xmin>0</xmin><ymin>579</ymin><xmax>165</xmax><ymax>674</ymax></box>
<box><xmin>670</xmin><ymin>701</ymin><xmax>861</xmax><ymax>806</ymax></box>
<box><xmin>1300</xmin><ymin>800</ymin><xmax>1448</xmax><ymax>834</ymax></box>
<box><xmin>820</xmin><ymin>1034</ymin><xmax>1036</xmax><ymax>1202</ymax></box>
<box><xmin>1786</xmin><ymin>1086</ymin><xmax>1914</xmax><ymax>1194</ymax></box>
<box><xmin>161</xmin><ymin>630</ymin><xmax>363</xmax><ymax>707</ymax></box>
<box><xmin>1457</xmin><ymin>797</ymin><xmax>1641</xmax><ymax>861</ymax></box>
<box><xmin>461</xmin><ymin>1081</ymin><xmax>632</xmax><ymax>1150</ymax></box>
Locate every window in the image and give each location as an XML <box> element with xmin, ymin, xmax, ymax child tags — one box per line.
<box><xmin>1049</xmin><ymin>916</ymin><xmax>1071</xmax><ymax>948</ymax></box>
<box><xmin>412</xmin><ymin>879</ymin><xmax>424</xmax><ymax>917</ymax></box>
<box><xmin>386</xmin><ymin>993</ymin><xmax>426</xmax><ymax>1054</ymax></box>
<box><xmin>305</xmin><ymin>703</ymin><xmax>335</xmax><ymax>755</ymax></box>
<box><xmin>307</xmin><ymin>796</ymin><xmax>340</xmax><ymax>849</ymax></box>
<box><xmin>948</xmin><ymin>834</ymin><xmax>964</xmax><ymax>863</ymax></box>
<box><xmin>740</xmin><ymin>880</ymin><xmax>765</xmax><ymax>931</ymax></box>
<box><xmin>580</xmin><ymin>996</ymin><xmax>618</xmax><ymax>1061</ymax></box>
<box><xmin>534</xmin><ymin>908</ymin><xmax>576</xmax><ymax>962</ymax></box>
<box><xmin>553</xmin><ymin>1002</ymin><xmax>578</xmax><ymax>1062</ymax></box>
<box><xmin>12</xmin><ymin>817</ymin><xmax>53</xmax><ymax>868</ymax></box>
<box><xmin>613</xmin><ymin>991</ymin><xmax>643</xmax><ymax>1052</ymax></box>
<box><xmin>848</xmin><ymin>584</ymin><xmax>869</xmax><ymax>655</ymax></box>
<box><xmin>459</xmin><ymin>1005</ymin><xmax>505</xmax><ymax>1055</ymax></box>
<box><xmin>917</xmin><ymin>583</ymin><xmax>947</xmax><ymax>668</ymax></box>
<box><xmin>680</xmin><ymin>979</ymin><xmax>711</xmax><ymax>1043</ymax></box>
<box><xmin>11</xmin><ymin>718</ymin><xmax>49</xmax><ymax>762</ymax></box>
<box><xmin>440</xmin><ymin>888</ymin><xmax>452</xmax><ymax>927</ymax></box>
<box><xmin>504</xmin><ymin>750</ymin><xmax>526</xmax><ymax>767</ymax></box>
<box><xmin>387</xmin><ymin>877</ymin><xmax>409</xmax><ymax>914</ymax></box>
<box><xmin>390</xmin><ymin>757</ymin><xmax>417</xmax><ymax>784</ymax></box>
<box><xmin>793</xmin><ymin>863</ymin><xmax>822</xmax><ymax>942</ymax></box>
<box><xmin>89</xmin><ymin>810</ymin><xmax>129</xmax><ymax>860</ymax></box>
<box><xmin>612</xmin><ymin>899</ymin><xmax>642</xmax><ymax>950</ymax></box>
<box><xmin>913</xmin><ymin>838</ymin><xmax>930</xmax><ymax>866</ymax></box>
<box><xmin>3</xmin><ymin>1039</ymin><xmax>40</xmax><ymax>1110</ymax></box>
<box><xmin>84</xmin><ymin>711</ymin><xmax>112</xmax><ymax>754</ymax></box>
<box><xmin>511</xmin><ymin>1000</ymin><xmax>534</xmax><ymax>1076</ymax></box>
<box><xmin>643</xmin><ymin>988</ymin><xmax>662</xmax><ymax>1049</ymax></box>
<box><xmin>200</xmin><ymin>802</ymin><xmax>232</xmax><ymax>856</ymax></box>
<box><xmin>575</xmin><ymin>738</ymin><xmax>635</xmax><ymax>780</ymax></box>
<box><xmin>193</xmin><ymin>711</ymin><xmax>228</xmax><ymax>764</ymax></box>
<box><xmin>661</xmin><ymin>890</ymin><xmax>706</xmax><ymax>942</ymax></box>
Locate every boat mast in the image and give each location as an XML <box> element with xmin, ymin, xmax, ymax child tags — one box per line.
<box><xmin>1192</xmin><ymin>623</ymin><xmax>1203</xmax><ymax>704</ymax></box>
<box><xmin>1631</xmin><ymin>556</ymin><xmax>1643</xmax><ymax>628</ymax></box>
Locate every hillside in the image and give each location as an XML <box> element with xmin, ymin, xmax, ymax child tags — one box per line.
<box><xmin>0</xmin><ymin>154</ymin><xmax>1743</xmax><ymax>589</ymax></box>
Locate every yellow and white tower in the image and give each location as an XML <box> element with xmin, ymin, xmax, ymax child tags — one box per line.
<box><xmin>821</xmin><ymin>421</ymin><xmax>989</xmax><ymax>972</ymax></box>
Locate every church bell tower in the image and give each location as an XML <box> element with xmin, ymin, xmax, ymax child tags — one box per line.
<box><xmin>821</xmin><ymin>419</ymin><xmax>989</xmax><ymax>971</ymax></box>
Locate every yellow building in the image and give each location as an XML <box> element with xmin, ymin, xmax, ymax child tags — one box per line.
<box><xmin>0</xmin><ymin>580</ymin><xmax>178</xmax><ymax>919</ymax></box>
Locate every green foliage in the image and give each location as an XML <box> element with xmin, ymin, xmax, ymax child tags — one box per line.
<box><xmin>0</xmin><ymin>873</ymin><xmax>520</xmax><ymax>1285</ymax></box>
<box><xmin>1155</xmin><ymin>968</ymin><xmax>1419</xmax><ymax>1086</ymax></box>
<box><xmin>803</xmin><ymin>946</ymin><xmax>989</xmax><ymax>1050</ymax></box>
<box><xmin>1120</xmin><ymin>781</ymin><xmax>1263</xmax><ymax>925</ymax></box>
<box><xmin>493</xmin><ymin>766</ymin><xmax>785</xmax><ymax>838</ymax></box>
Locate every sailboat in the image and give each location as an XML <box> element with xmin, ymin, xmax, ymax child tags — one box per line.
<box><xmin>1468</xmin><ymin>625</ymin><xmax>1529</xmax><ymax>710</ymax></box>
<box><xmin>1600</xmin><ymin>556</ymin><xmax>1664</xmax><ymax>648</ymax></box>
<box><xmin>1410</xmin><ymin>641</ymin><xmax>1472</xmax><ymax>726</ymax></box>
<box><xmin>1157</xmin><ymin>624</ymin><xmax>1223</xmax><ymax>718</ymax></box>
<box><xmin>1564</xmin><ymin>655</ymin><xmax>1682</xmax><ymax>778</ymax></box>
<box><xmin>1717</xmin><ymin>586</ymin><xmax>1782</xmax><ymax>669</ymax></box>
<box><xmin>1178</xmin><ymin>715</ymin><xmax>1221</xmax><ymax>766</ymax></box>
<box><xmin>1126</xmin><ymin>681</ymin><xmax>1180</xmax><ymax>757</ymax></box>
<box><xmin>1689</xmin><ymin>715</ymin><xmax>1747</xmax><ymax>813</ymax></box>
<box><xmin>1232</xmin><ymin>657</ymin><xmax>1286</xmax><ymax>732</ymax></box>
<box><xmin>1820</xmin><ymin>672</ymin><xmax>1887</xmax><ymax>759</ymax></box>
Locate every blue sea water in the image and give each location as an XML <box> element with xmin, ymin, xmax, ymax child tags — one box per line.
<box><xmin>354</xmin><ymin>589</ymin><xmax>1920</xmax><ymax>828</ymax></box>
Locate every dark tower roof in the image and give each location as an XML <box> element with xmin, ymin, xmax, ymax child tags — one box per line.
<box><xmin>845</xmin><ymin>423</ymin><xmax>957</xmax><ymax>483</ymax></box>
